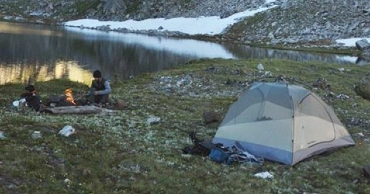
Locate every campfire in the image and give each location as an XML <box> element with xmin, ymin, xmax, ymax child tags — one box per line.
<box><xmin>64</xmin><ymin>88</ymin><xmax>76</xmax><ymax>105</ymax></box>
<box><xmin>47</xmin><ymin>88</ymin><xmax>88</xmax><ymax>107</ymax></box>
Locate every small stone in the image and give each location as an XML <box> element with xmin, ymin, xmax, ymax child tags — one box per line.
<box><xmin>32</xmin><ymin>131</ymin><xmax>42</xmax><ymax>139</ymax></box>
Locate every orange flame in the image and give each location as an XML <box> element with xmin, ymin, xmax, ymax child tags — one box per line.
<box><xmin>65</xmin><ymin>88</ymin><xmax>76</xmax><ymax>105</ymax></box>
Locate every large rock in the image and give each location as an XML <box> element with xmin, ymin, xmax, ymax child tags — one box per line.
<box><xmin>356</xmin><ymin>39</ymin><xmax>370</xmax><ymax>51</ymax></box>
<box><xmin>355</xmin><ymin>39</ymin><xmax>370</xmax><ymax>62</ymax></box>
<box><xmin>362</xmin><ymin>51</ymin><xmax>370</xmax><ymax>61</ymax></box>
<box><xmin>113</xmin><ymin>99</ymin><xmax>127</xmax><ymax>110</ymax></box>
<box><xmin>203</xmin><ymin>111</ymin><xmax>221</xmax><ymax>124</ymax></box>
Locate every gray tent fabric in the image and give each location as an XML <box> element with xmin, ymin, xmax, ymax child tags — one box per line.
<box><xmin>212</xmin><ymin>82</ymin><xmax>355</xmax><ymax>165</ymax></box>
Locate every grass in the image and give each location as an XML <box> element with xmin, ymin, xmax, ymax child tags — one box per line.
<box><xmin>1</xmin><ymin>58</ymin><xmax>370</xmax><ymax>193</ymax></box>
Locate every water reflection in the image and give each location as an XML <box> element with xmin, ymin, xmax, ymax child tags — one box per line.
<box><xmin>224</xmin><ymin>44</ymin><xmax>361</xmax><ymax>65</ymax></box>
<box><xmin>0</xmin><ymin>61</ymin><xmax>92</xmax><ymax>85</ymax></box>
<box><xmin>0</xmin><ymin>21</ymin><xmax>64</xmax><ymax>37</ymax></box>
<box><xmin>0</xmin><ymin>21</ymin><xmax>367</xmax><ymax>86</ymax></box>
<box><xmin>65</xmin><ymin>27</ymin><xmax>236</xmax><ymax>59</ymax></box>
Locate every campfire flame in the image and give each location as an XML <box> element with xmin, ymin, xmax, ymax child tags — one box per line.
<box><xmin>65</xmin><ymin>88</ymin><xmax>76</xmax><ymax>105</ymax></box>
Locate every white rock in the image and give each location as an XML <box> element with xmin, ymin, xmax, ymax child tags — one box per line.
<box><xmin>257</xmin><ymin>63</ymin><xmax>264</xmax><ymax>71</ymax></box>
<box><xmin>254</xmin><ymin>171</ymin><xmax>273</xmax><ymax>179</ymax></box>
<box><xmin>147</xmin><ymin>116</ymin><xmax>161</xmax><ymax>125</ymax></box>
<box><xmin>58</xmin><ymin>125</ymin><xmax>75</xmax><ymax>137</ymax></box>
<box><xmin>0</xmin><ymin>131</ymin><xmax>6</xmax><ymax>139</ymax></box>
<box><xmin>32</xmin><ymin>131</ymin><xmax>42</xmax><ymax>139</ymax></box>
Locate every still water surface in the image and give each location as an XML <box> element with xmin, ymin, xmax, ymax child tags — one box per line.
<box><xmin>0</xmin><ymin>21</ymin><xmax>365</xmax><ymax>86</ymax></box>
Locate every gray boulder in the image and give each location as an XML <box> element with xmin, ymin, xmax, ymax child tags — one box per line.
<box><xmin>356</xmin><ymin>39</ymin><xmax>370</xmax><ymax>62</ymax></box>
<box><xmin>355</xmin><ymin>39</ymin><xmax>370</xmax><ymax>51</ymax></box>
<box><xmin>203</xmin><ymin>111</ymin><xmax>221</xmax><ymax>124</ymax></box>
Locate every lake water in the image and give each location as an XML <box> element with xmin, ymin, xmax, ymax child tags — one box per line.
<box><xmin>0</xmin><ymin>21</ymin><xmax>366</xmax><ymax>86</ymax></box>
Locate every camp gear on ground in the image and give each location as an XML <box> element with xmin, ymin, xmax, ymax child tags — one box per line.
<box><xmin>213</xmin><ymin>82</ymin><xmax>355</xmax><ymax>165</ymax></box>
<box><xmin>226</xmin><ymin>142</ymin><xmax>264</xmax><ymax>165</ymax></box>
<box><xmin>12</xmin><ymin>99</ymin><xmax>25</xmax><ymax>107</ymax></box>
<box><xmin>208</xmin><ymin>142</ymin><xmax>263</xmax><ymax>165</ymax></box>
<box><xmin>182</xmin><ymin>131</ymin><xmax>215</xmax><ymax>156</ymax></box>
<box><xmin>209</xmin><ymin>147</ymin><xmax>231</xmax><ymax>163</ymax></box>
<box><xmin>12</xmin><ymin>100</ymin><xmax>19</xmax><ymax>107</ymax></box>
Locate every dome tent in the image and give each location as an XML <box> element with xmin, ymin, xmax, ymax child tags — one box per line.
<box><xmin>212</xmin><ymin>82</ymin><xmax>355</xmax><ymax>165</ymax></box>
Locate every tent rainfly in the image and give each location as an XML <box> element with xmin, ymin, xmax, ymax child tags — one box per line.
<box><xmin>212</xmin><ymin>82</ymin><xmax>355</xmax><ymax>165</ymax></box>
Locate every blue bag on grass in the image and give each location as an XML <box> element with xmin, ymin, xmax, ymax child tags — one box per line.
<box><xmin>209</xmin><ymin>148</ymin><xmax>231</xmax><ymax>163</ymax></box>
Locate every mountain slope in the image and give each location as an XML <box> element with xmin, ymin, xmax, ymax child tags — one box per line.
<box><xmin>1</xmin><ymin>0</ymin><xmax>369</xmax><ymax>47</ymax></box>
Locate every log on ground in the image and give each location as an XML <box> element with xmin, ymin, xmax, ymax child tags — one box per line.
<box><xmin>44</xmin><ymin>106</ymin><xmax>103</xmax><ymax>114</ymax></box>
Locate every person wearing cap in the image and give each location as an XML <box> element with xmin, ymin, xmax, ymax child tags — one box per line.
<box><xmin>20</xmin><ymin>85</ymin><xmax>43</xmax><ymax>111</ymax></box>
<box><xmin>86</xmin><ymin>70</ymin><xmax>111</xmax><ymax>106</ymax></box>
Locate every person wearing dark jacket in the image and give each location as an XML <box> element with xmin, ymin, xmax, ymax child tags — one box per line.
<box><xmin>20</xmin><ymin>85</ymin><xmax>43</xmax><ymax>112</ymax></box>
<box><xmin>86</xmin><ymin>70</ymin><xmax>111</xmax><ymax>106</ymax></box>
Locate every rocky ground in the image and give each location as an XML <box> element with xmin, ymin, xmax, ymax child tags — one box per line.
<box><xmin>1</xmin><ymin>0</ymin><xmax>369</xmax><ymax>48</ymax></box>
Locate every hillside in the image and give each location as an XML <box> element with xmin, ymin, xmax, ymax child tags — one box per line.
<box><xmin>0</xmin><ymin>0</ymin><xmax>369</xmax><ymax>47</ymax></box>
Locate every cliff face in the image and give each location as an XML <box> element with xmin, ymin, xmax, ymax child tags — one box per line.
<box><xmin>1</xmin><ymin>0</ymin><xmax>369</xmax><ymax>46</ymax></box>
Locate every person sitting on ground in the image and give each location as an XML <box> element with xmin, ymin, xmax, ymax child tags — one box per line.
<box><xmin>86</xmin><ymin>70</ymin><xmax>111</xmax><ymax>106</ymax></box>
<box><xmin>20</xmin><ymin>85</ymin><xmax>43</xmax><ymax>112</ymax></box>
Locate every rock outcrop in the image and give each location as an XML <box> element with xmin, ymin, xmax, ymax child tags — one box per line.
<box><xmin>356</xmin><ymin>39</ymin><xmax>370</xmax><ymax>61</ymax></box>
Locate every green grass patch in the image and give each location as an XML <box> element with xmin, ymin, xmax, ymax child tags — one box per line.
<box><xmin>1</xmin><ymin>58</ymin><xmax>370</xmax><ymax>193</ymax></box>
